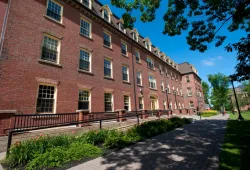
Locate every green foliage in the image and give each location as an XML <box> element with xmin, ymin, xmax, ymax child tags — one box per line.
<box><xmin>201</xmin><ymin>110</ymin><xmax>218</xmax><ymax>117</ymax></box>
<box><xmin>111</xmin><ymin>0</ymin><xmax>250</xmax><ymax>81</ymax></box>
<box><xmin>208</xmin><ymin>73</ymin><xmax>230</xmax><ymax>111</ymax></box>
<box><xmin>202</xmin><ymin>81</ymin><xmax>210</xmax><ymax>104</ymax></box>
<box><xmin>3</xmin><ymin>118</ymin><xmax>192</xmax><ymax>170</ymax></box>
<box><xmin>26</xmin><ymin>143</ymin><xmax>102</xmax><ymax>170</ymax></box>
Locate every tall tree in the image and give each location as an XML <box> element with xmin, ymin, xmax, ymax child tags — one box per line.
<box><xmin>202</xmin><ymin>81</ymin><xmax>210</xmax><ymax>104</ymax></box>
<box><xmin>111</xmin><ymin>0</ymin><xmax>250</xmax><ymax>81</ymax></box>
<box><xmin>243</xmin><ymin>80</ymin><xmax>250</xmax><ymax>94</ymax></box>
<box><xmin>208</xmin><ymin>73</ymin><xmax>230</xmax><ymax>111</ymax></box>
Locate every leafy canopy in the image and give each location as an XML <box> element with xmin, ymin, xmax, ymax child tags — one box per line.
<box><xmin>202</xmin><ymin>81</ymin><xmax>210</xmax><ymax>104</ymax></box>
<box><xmin>111</xmin><ymin>0</ymin><xmax>250</xmax><ymax>81</ymax></box>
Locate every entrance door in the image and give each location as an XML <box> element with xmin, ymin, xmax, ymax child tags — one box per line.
<box><xmin>150</xmin><ymin>98</ymin><xmax>157</xmax><ymax>110</ymax></box>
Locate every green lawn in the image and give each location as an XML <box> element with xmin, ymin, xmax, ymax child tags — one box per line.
<box><xmin>219</xmin><ymin>111</ymin><xmax>250</xmax><ymax>170</ymax></box>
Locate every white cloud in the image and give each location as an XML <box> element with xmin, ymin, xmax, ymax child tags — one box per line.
<box><xmin>217</xmin><ymin>56</ymin><xmax>223</xmax><ymax>60</ymax></box>
<box><xmin>202</xmin><ymin>60</ymin><xmax>215</xmax><ymax>66</ymax></box>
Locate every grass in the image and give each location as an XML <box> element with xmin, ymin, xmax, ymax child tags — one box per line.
<box><xmin>219</xmin><ymin>111</ymin><xmax>250</xmax><ymax>170</ymax></box>
<box><xmin>1</xmin><ymin>117</ymin><xmax>192</xmax><ymax>170</ymax></box>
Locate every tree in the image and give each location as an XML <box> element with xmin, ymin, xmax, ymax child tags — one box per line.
<box><xmin>208</xmin><ymin>73</ymin><xmax>230</xmax><ymax>111</ymax></box>
<box><xmin>111</xmin><ymin>0</ymin><xmax>250</xmax><ymax>81</ymax></box>
<box><xmin>202</xmin><ymin>81</ymin><xmax>210</xmax><ymax>104</ymax></box>
<box><xmin>243</xmin><ymin>80</ymin><xmax>250</xmax><ymax>94</ymax></box>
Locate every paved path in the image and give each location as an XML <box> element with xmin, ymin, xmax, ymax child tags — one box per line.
<box><xmin>68</xmin><ymin>114</ymin><xmax>229</xmax><ymax>170</ymax></box>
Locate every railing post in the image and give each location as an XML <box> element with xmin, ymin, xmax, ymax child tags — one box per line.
<box><xmin>99</xmin><ymin>120</ymin><xmax>102</xmax><ymax>129</ymax></box>
<box><xmin>76</xmin><ymin>110</ymin><xmax>89</xmax><ymax>127</ymax></box>
<box><xmin>156</xmin><ymin>110</ymin><xmax>162</xmax><ymax>118</ymax></box>
<box><xmin>6</xmin><ymin>130</ymin><xmax>13</xmax><ymax>156</ymax></box>
<box><xmin>116</xmin><ymin>109</ymin><xmax>126</xmax><ymax>122</ymax></box>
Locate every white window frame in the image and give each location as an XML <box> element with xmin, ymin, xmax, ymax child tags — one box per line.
<box><xmin>159</xmin><ymin>64</ymin><xmax>163</xmax><ymax>74</ymax></box>
<box><xmin>104</xmin><ymin>92</ymin><xmax>113</xmax><ymax>112</ymax></box>
<box><xmin>79</xmin><ymin>48</ymin><xmax>91</xmax><ymax>72</ymax></box>
<box><xmin>137</xmin><ymin>70</ymin><xmax>142</xmax><ymax>86</ymax></box>
<box><xmin>36</xmin><ymin>83</ymin><xmax>57</xmax><ymax>114</ymax></box>
<box><xmin>78</xmin><ymin>89</ymin><xmax>91</xmax><ymax>111</ymax></box>
<box><xmin>177</xmin><ymin>88</ymin><xmax>179</xmax><ymax>95</ymax></box>
<box><xmin>135</xmin><ymin>50</ymin><xmax>140</xmax><ymax>63</ymax></box>
<box><xmin>103</xmin><ymin>31</ymin><xmax>112</xmax><ymax>48</ymax></box>
<box><xmin>46</xmin><ymin>0</ymin><xmax>63</xmax><ymax>23</ymax></box>
<box><xmin>102</xmin><ymin>8</ymin><xmax>111</xmax><ymax>23</ymax></box>
<box><xmin>41</xmin><ymin>34</ymin><xmax>61</xmax><ymax>64</ymax></box>
<box><xmin>104</xmin><ymin>58</ymin><xmax>113</xmax><ymax>78</ymax></box>
<box><xmin>163</xmin><ymin>100</ymin><xmax>166</xmax><ymax>110</ymax></box>
<box><xmin>124</xmin><ymin>95</ymin><xmax>130</xmax><ymax>111</ymax></box>
<box><xmin>180</xmin><ymin>89</ymin><xmax>183</xmax><ymax>96</ymax></box>
<box><xmin>189</xmin><ymin>101</ymin><xmax>194</xmax><ymax>108</ymax></box>
<box><xmin>80</xmin><ymin>17</ymin><xmax>92</xmax><ymax>38</ymax></box>
<box><xmin>80</xmin><ymin>0</ymin><xmax>92</xmax><ymax>9</ymax></box>
<box><xmin>169</xmin><ymin>102</ymin><xmax>172</xmax><ymax>110</ymax></box>
<box><xmin>133</xmin><ymin>33</ymin><xmax>139</xmax><ymax>42</ymax></box>
<box><xmin>187</xmin><ymin>88</ymin><xmax>192</xmax><ymax>96</ymax></box>
<box><xmin>138</xmin><ymin>97</ymin><xmax>144</xmax><ymax>110</ymax></box>
<box><xmin>147</xmin><ymin>57</ymin><xmax>154</xmax><ymax>69</ymax></box>
<box><xmin>121</xmin><ymin>42</ymin><xmax>127</xmax><ymax>56</ymax></box>
<box><xmin>167</xmin><ymin>85</ymin><xmax>171</xmax><ymax>93</ymax></box>
<box><xmin>122</xmin><ymin>65</ymin><xmax>129</xmax><ymax>82</ymax></box>
<box><xmin>161</xmin><ymin>80</ymin><xmax>164</xmax><ymax>92</ymax></box>
<box><xmin>149</xmin><ymin>74</ymin><xmax>157</xmax><ymax>89</ymax></box>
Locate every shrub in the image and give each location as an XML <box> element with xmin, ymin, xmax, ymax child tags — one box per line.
<box><xmin>26</xmin><ymin>143</ymin><xmax>102</xmax><ymax>170</ymax></box>
<box><xmin>201</xmin><ymin>110</ymin><xmax>218</xmax><ymax>117</ymax></box>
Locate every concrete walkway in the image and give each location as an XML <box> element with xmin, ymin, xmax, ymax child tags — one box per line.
<box><xmin>68</xmin><ymin>114</ymin><xmax>229</xmax><ymax>170</ymax></box>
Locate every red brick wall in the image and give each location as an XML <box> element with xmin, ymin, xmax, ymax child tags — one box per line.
<box><xmin>0</xmin><ymin>0</ymin><xmax>191</xmax><ymax>114</ymax></box>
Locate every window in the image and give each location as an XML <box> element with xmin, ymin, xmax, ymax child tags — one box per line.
<box><xmin>133</xmin><ymin>33</ymin><xmax>138</xmax><ymax>42</ymax></box>
<box><xmin>161</xmin><ymin>80</ymin><xmax>164</xmax><ymax>91</ymax></box>
<box><xmin>167</xmin><ymin>85</ymin><xmax>170</xmax><ymax>93</ymax></box>
<box><xmin>174</xmin><ymin>102</ymin><xmax>177</xmax><ymax>109</ymax></box>
<box><xmin>139</xmin><ymin>97</ymin><xmax>143</xmax><ymax>110</ymax></box>
<box><xmin>163</xmin><ymin>100</ymin><xmax>166</xmax><ymax>110</ymax></box>
<box><xmin>177</xmin><ymin>88</ymin><xmax>179</xmax><ymax>95</ymax></box>
<box><xmin>165</xmin><ymin>69</ymin><xmax>168</xmax><ymax>76</ymax></box>
<box><xmin>79</xmin><ymin>49</ymin><xmax>90</xmax><ymax>71</ymax></box>
<box><xmin>186</xmin><ymin>76</ymin><xmax>190</xmax><ymax>83</ymax></box>
<box><xmin>103</xmin><ymin>9</ymin><xmax>110</xmax><ymax>22</ymax></box>
<box><xmin>104</xmin><ymin>93</ymin><xmax>113</xmax><ymax>112</ymax></box>
<box><xmin>147</xmin><ymin>57</ymin><xmax>154</xmax><ymax>69</ymax></box>
<box><xmin>149</xmin><ymin>75</ymin><xmax>157</xmax><ymax>89</ymax></box>
<box><xmin>122</xmin><ymin>66</ymin><xmax>129</xmax><ymax>82</ymax></box>
<box><xmin>103</xmin><ymin>32</ymin><xmax>111</xmax><ymax>48</ymax></box>
<box><xmin>169</xmin><ymin>102</ymin><xmax>172</xmax><ymax>109</ymax></box>
<box><xmin>135</xmin><ymin>50</ymin><xmax>140</xmax><ymax>62</ymax></box>
<box><xmin>119</xmin><ymin>22</ymin><xmax>126</xmax><ymax>33</ymax></box>
<box><xmin>80</xmin><ymin>18</ymin><xmax>91</xmax><ymax>38</ymax></box>
<box><xmin>137</xmin><ymin>71</ymin><xmax>142</xmax><ymax>85</ymax></box>
<box><xmin>46</xmin><ymin>0</ymin><xmax>63</xmax><ymax>22</ymax></box>
<box><xmin>187</xmin><ymin>87</ymin><xmax>192</xmax><ymax>96</ymax></box>
<box><xmin>180</xmin><ymin>89</ymin><xmax>183</xmax><ymax>96</ymax></box>
<box><xmin>178</xmin><ymin>103</ymin><xmax>181</xmax><ymax>109</ymax></box>
<box><xmin>121</xmin><ymin>42</ymin><xmax>127</xmax><ymax>56</ymax></box>
<box><xmin>78</xmin><ymin>90</ymin><xmax>90</xmax><ymax>110</ymax></box>
<box><xmin>124</xmin><ymin>95</ymin><xmax>130</xmax><ymax>111</ymax></box>
<box><xmin>172</xmin><ymin>86</ymin><xmax>175</xmax><ymax>93</ymax></box>
<box><xmin>182</xmin><ymin>104</ymin><xmax>185</xmax><ymax>108</ymax></box>
<box><xmin>82</xmin><ymin>0</ymin><xmax>91</xmax><ymax>8</ymax></box>
<box><xmin>145</xmin><ymin>41</ymin><xmax>151</xmax><ymax>51</ymax></box>
<box><xmin>41</xmin><ymin>35</ymin><xmax>59</xmax><ymax>63</ymax></box>
<box><xmin>189</xmin><ymin>101</ymin><xmax>194</xmax><ymax>108</ymax></box>
<box><xmin>159</xmin><ymin>65</ymin><xmax>163</xmax><ymax>74</ymax></box>
<box><xmin>104</xmin><ymin>58</ymin><xmax>112</xmax><ymax>77</ymax></box>
<box><xmin>36</xmin><ymin>85</ymin><xmax>55</xmax><ymax>113</ymax></box>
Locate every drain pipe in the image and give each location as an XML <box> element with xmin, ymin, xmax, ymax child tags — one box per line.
<box><xmin>0</xmin><ymin>0</ymin><xmax>12</xmax><ymax>57</ymax></box>
<box><xmin>130</xmin><ymin>41</ymin><xmax>139</xmax><ymax>124</ymax></box>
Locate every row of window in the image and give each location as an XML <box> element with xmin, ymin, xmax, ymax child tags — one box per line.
<box><xmin>36</xmin><ymin>84</ymin><xmax>190</xmax><ymax>113</ymax></box>
<box><xmin>46</xmin><ymin>0</ymin><xmax>179</xmax><ymax>73</ymax></box>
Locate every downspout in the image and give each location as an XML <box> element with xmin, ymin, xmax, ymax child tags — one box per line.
<box><xmin>130</xmin><ymin>41</ymin><xmax>139</xmax><ymax>123</ymax></box>
<box><xmin>0</xmin><ymin>0</ymin><xmax>11</xmax><ymax>57</ymax></box>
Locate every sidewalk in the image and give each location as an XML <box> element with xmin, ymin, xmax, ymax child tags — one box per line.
<box><xmin>68</xmin><ymin>114</ymin><xmax>229</xmax><ymax>170</ymax></box>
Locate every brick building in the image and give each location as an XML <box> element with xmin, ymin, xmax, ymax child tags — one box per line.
<box><xmin>179</xmin><ymin>62</ymin><xmax>205</xmax><ymax>111</ymax></box>
<box><xmin>0</xmin><ymin>0</ymin><xmax>205</xmax><ymax>114</ymax></box>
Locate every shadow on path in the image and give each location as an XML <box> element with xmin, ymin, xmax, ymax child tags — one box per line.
<box><xmin>68</xmin><ymin>119</ymin><xmax>227</xmax><ymax>170</ymax></box>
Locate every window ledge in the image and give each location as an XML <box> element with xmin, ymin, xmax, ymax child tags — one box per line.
<box><xmin>162</xmin><ymin>91</ymin><xmax>165</xmax><ymax>93</ymax></box>
<box><xmin>79</xmin><ymin>33</ymin><xmax>94</xmax><ymax>41</ymax></box>
<box><xmin>147</xmin><ymin>67</ymin><xmax>155</xmax><ymax>71</ymax></box>
<box><xmin>78</xmin><ymin>69</ymin><xmax>94</xmax><ymax>76</ymax></box>
<box><xmin>121</xmin><ymin>53</ymin><xmax>129</xmax><ymax>58</ymax></box>
<box><xmin>104</xmin><ymin>76</ymin><xmax>115</xmax><ymax>81</ymax></box>
<box><xmin>103</xmin><ymin>45</ymin><xmax>113</xmax><ymax>51</ymax></box>
<box><xmin>43</xmin><ymin>15</ymin><xmax>65</xmax><ymax>27</ymax></box>
<box><xmin>123</xmin><ymin>81</ymin><xmax>131</xmax><ymax>85</ymax></box>
<box><xmin>136</xmin><ymin>61</ymin><xmax>141</xmax><ymax>64</ymax></box>
<box><xmin>38</xmin><ymin>59</ymin><xmax>62</xmax><ymax>68</ymax></box>
<box><xmin>137</xmin><ymin>84</ymin><xmax>143</xmax><ymax>87</ymax></box>
<box><xmin>149</xmin><ymin>88</ymin><xmax>157</xmax><ymax>91</ymax></box>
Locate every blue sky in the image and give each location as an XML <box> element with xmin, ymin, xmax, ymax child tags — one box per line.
<box><xmin>100</xmin><ymin>0</ymin><xmax>244</xmax><ymax>86</ymax></box>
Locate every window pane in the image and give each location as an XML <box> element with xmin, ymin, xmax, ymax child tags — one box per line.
<box><xmin>79</xmin><ymin>50</ymin><xmax>90</xmax><ymax>71</ymax></box>
<box><xmin>103</xmin><ymin>9</ymin><xmax>109</xmax><ymax>21</ymax></box>
<box><xmin>36</xmin><ymin>85</ymin><xmax>55</xmax><ymax>113</ymax></box>
<box><xmin>104</xmin><ymin>59</ymin><xmax>111</xmax><ymax>77</ymax></box>
<box><xmin>82</xmin><ymin>0</ymin><xmax>90</xmax><ymax>8</ymax></box>
<box><xmin>105</xmin><ymin>93</ymin><xmax>112</xmax><ymax>112</ymax></box>
<box><xmin>47</xmin><ymin>0</ymin><xmax>62</xmax><ymax>22</ymax></box>
<box><xmin>80</xmin><ymin>19</ymin><xmax>90</xmax><ymax>37</ymax></box>
<box><xmin>124</xmin><ymin>96</ymin><xmax>129</xmax><ymax>111</ymax></box>
<box><xmin>103</xmin><ymin>33</ymin><xmax>111</xmax><ymax>47</ymax></box>
<box><xmin>121</xmin><ymin>43</ymin><xmax>127</xmax><ymax>55</ymax></box>
<box><xmin>122</xmin><ymin>66</ymin><xmax>128</xmax><ymax>81</ymax></box>
<box><xmin>42</xmin><ymin>36</ymin><xmax>58</xmax><ymax>62</ymax></box>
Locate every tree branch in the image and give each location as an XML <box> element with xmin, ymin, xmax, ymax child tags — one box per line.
<box><xmin>214</xmin><ymin>16</ymin><xmax>232</xmax><ymax>35</ymax></box>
